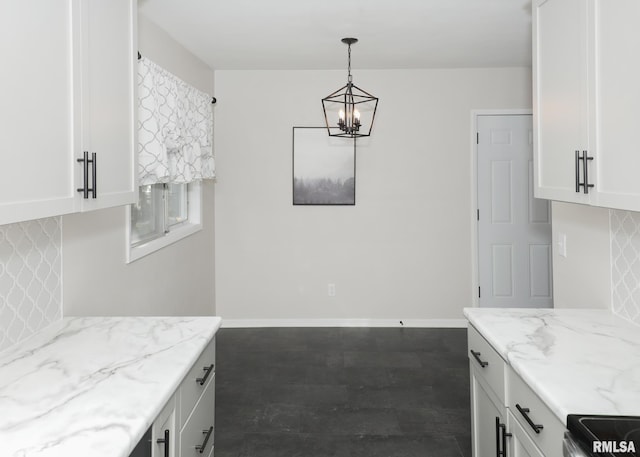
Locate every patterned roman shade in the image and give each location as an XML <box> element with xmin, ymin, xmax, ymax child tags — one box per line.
<box><xmin>138</xmin><ymin>57</ymin><xmax>215</xmax><ymax>185</ymax></box>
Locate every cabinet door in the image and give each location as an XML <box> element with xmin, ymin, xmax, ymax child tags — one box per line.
<box><xmin>533</xmin><ymin>0</ymin><xmax>592</xmax><ymax>205</ymax></box>
<box><xmin>593</xmin><ymin>0</ymin><xmax>640</xmax><ymax>211</ymax></box>
<box><xmin>77</xmin><ymin>0</ymin><xmax>136</xmax><ymax>212</ymax></box>
<box><xmin>470</xmin><ymin>366</ymin><xmax>505</xmax><ymax>457</ymax></box>
<box><xmin>0</xmin><ymin>0</ymin><xmax>78</xmax><ymax>225</ymax></box>
<box><xmin>153</xmin><ymin>397</ymin><xmax>177</xmax><ymax>457</ymax></box>
<box><xmin>507</xmin><ymin>411</ymin><xmax>546</xmax><ymax>457</ymax></box>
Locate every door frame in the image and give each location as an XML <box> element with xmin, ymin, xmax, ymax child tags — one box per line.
<box><xmin>469</xmin><ymin>109</ymin><xmax>533</xmax><ymax>307</ymax></box>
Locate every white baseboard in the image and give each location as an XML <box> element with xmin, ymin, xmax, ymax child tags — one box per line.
<box><xmin>220</xmin><ymin>318</ymin><xmax>467</xmax><ymax>328</ymax></box>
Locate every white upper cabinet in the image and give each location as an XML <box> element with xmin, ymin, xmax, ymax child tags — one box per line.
<box><xmin>592</xmin><ymin>1</ymin><xmax>640</xmax><ymax>211</ymax></box>
<box><xmin>0</xmin><ymin>1</ymin><xmax>78</xmax><ymax>224</ymax></box>
<box><xmin>76</xmin><ymin>0</ymin><xmax>137</xmax><ymax>212</ymax></box>
<box><xmin>534</xmin><ymin>0</ymin><xmax>640</xmax><ymax>211</ymax></box>
<box><xmin>533</xmin><ymin>0</ymin><xmax>592</xmax><ymax>205</ymax></box>
<box><xmin>0</xmin><ymin>0</ymin><xmax>136</xmax><ymax>226</ymax></box>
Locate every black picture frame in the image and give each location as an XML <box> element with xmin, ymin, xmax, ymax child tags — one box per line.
<box><xmin>292</xmin><ymin>127</ymin><xmax>356</xmax><ymax>205</ymax></box>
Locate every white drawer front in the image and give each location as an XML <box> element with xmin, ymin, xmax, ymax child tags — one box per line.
<box><xmin>180</xmin><ymin>375</ymin><xmax>215</xmax><ymax>457</ymax></box>
<box><xmin>179</xmin><ymin>338</ymin><xmax>215</xmax><ymax>428</ymax></box>
<box><xmin>508</xmin><ymin>369</ymin><xmax>565</xmax><ymax>457</ymax></box>
<box><xmin>468</xmin><ymin>324</ymin><xmax>507</xmax><ymax>406</ymax></box>
<box><xmin>507</xmin><ymin>410</ymin><xmax>545</xmax><ymax>457</ymax></box>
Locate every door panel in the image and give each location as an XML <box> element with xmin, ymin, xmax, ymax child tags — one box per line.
<box><xmin>529</xmin><ymin>245</ymin><xmax>552</xmax><ymax>298</ymax></box>
<box><xmin>528</xmin><ymin>162</ymin><xmax>550</xmax><ymax>223</ymax></box>
<box><xmin>478</xmin><ymin>114</ymin><xmax>553</xmax><ymax>308</ymax></box>
<box><xmin>491</xmin><ymin>161</ymin><xmax>513</xmax><ymax>224</ymax></box>
<box><xmin>492</xmin><ymin>245</ymin><xmax>514</xmax><ymax>297</ymax></box>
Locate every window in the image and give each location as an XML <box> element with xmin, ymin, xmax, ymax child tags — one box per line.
<box><xmin>127</xmin><ymin>182</ymin><xmax>202</xmax><ymax>262</ymax></box>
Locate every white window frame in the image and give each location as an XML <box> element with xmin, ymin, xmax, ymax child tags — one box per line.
<box><xmin>126</xmin><ymin>181</ymin><xmax>203</xmax><ymax>263</ymax></box>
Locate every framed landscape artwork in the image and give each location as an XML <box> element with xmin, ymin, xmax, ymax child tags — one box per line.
<box><xmin>292</xmin><ymin>127</ymin><xmax>356</xmax><ymax>205</ymax></box>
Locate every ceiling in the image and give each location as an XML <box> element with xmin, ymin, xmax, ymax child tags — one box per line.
<box><xmin>138</xmin><ymin>0</ymin><xmax>533</xmax><ymax>71</ymax></box>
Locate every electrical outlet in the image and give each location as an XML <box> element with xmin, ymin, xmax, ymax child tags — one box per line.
<box><xmin>328</xmin><ymin>283</ymin><xmax>336</xmax><ymax>297</ymax></box>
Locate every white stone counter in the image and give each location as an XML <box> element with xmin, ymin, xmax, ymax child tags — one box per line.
<box><xmin>464</xmin><ymin>308</ymin><xmax>640</xmax><ymax>424</ymax></box>
<box><xmin>0</xmin><ymin>316</ymin><xmax>222</xmax><ymax>457</ymax></box>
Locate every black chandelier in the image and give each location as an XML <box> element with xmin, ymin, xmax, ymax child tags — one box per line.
<box><xmin>322</xmin><ymin>38</ymin><xmax>378</xmax><ymax>138</ymax></box>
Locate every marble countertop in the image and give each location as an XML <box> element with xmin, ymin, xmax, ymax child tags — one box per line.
<box><xmin>464</xmin><ymin>308</ymin><xmax>640</xmax><ymax>424</ymax></box>
<box><xmin>0</xmin><ymin>316</ymin><xmax>222</xmax><ymax>457</ymax></box>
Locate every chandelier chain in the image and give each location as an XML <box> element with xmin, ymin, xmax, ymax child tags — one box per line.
<box><xmin>347</xmin><ymin>44</ymin><xmax>352</xmax><ymax>83</ymax></box>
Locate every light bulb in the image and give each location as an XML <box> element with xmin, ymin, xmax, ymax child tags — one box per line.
<box><xmin>339</xmin><ymin>110</ymin><xmax>345</xmax><ymax>120</ymax></box>
<box><xmin>354</xmin><ymin>109</ymin><xmax>360</xmax><ymax>120</ymax></box>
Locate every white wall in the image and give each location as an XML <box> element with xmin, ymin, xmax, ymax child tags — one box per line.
<box><xmin>214</xmin><ymin>67</ymin><xmax>532</xmax><ymax>322</ymax></box>
<box><xmin>551</xmin><ymin>202</ymin><xmax>611</xmax><ymax>309</ymax></box>
<box><xmin>62</xmin><ymin>16</ymin><xmax>216</xmax><ymax>316</ymax></box>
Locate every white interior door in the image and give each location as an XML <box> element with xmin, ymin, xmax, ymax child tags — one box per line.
<box><xmin>477</xmin><ymin>114</ymin><xmax>553</xmax><ymax>308</ymax></box>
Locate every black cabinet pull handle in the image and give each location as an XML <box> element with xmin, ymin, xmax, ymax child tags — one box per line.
<box><xmin>76</xmin><ymin>151</ymin><xmax>97</xmax><ymax>199</ymax></box>
<box><xmin>195</xmin><ymin>426</ymin><xmax>214</xmax><ymax>454</ymax></box>
<box><xmin>470</xmin><ymin>350</ymin><xmax>488</xmax><ymax>367</ymax></box>
<box><xmin>516</xmin><ymin>403</ymin><xmax>544</xmax><ymax>433</ymax></box>
<box><xmin>77</xmin><ymin>151</ymin><xmax>89</xmax><ymax>198</ymax></box>
<box><xmin>500</xmin><ymin>422</ymin><xmax>511</xmax><ymax>456</ymax></box>
<box><xmin>582</xmin><ymin>150</ymin><xmax>594</xmax><ymax>194</ymax></box>
<box><xmin>91</xmin><ymin>152</ymin><xmax>97</xmax><ymax>198</ymax></box>
<box><xmin>495</xmin><ymin>417</ymin><xmax>511</xmax><ymax>457</ymax></box>
<box><xmin>156</xmin><ymin>429</ymin><xmax>170</xmax><ymax>457</ymax></box>
<box><xmin>575</xmin><ymin>150</ymin><xmax>580</xmax><ymax>193</ymax></box>
<box><xmin>495</xmin><ymin>417</ymin><xmax>500</xmax><ymax>457</ymax></box>
<box><xmin>196</xmin><ymin>364</ymin><xmax>214</xmax><ymax>386</ymax></box>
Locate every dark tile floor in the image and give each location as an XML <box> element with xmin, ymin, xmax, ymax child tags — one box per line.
<box><xmin>214</xmin><ymin>327</ymin><xmax>471</xmax><ymax>457</ymax></box>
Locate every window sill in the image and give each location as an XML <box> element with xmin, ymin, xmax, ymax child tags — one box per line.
<box><xmin>126</xmin><ymin>221</ymin><xmax>202</xmax><ymax>263</ymax></box>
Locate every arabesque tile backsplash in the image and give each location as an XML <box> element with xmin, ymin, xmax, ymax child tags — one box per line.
<box><xmin>0</xmin><ymin>217</ymin><xmax>62</xmax><ymax>352</ymax></box>
<box><xmin>610</xmin><ymin>209</ymin><xmax>640</xmax><ymax>325</ymax></box>
<box><xmin>0</xmin><ymin>209</ymin><xmax>638</xmax><ymax>352</ymax></box>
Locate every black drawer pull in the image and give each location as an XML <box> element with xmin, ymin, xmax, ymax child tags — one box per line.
<box><xmin>196</xmin><ymin>364</ymin><xmax>214</xmax><ymax>386</ymax></box>
<box><xmin>516</xmin><ymin>403</ymin><xmax>544</xmax><ymax>433</ymax></box>
<box><xmin>195</xmin><ymin>426</ymin><xmax>214</xmax><ymax>454</ymax></box>
<box><xmin>470</xmin><ymin>350</ymin><xmax>488</xmax><ymax>367</ymax></box>
<box><xmin>156</xmin><ymin>429</ymin><xmax>170</xmax><ymax>457</ymax></box>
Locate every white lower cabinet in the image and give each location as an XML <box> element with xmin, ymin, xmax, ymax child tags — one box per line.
<box><xmin>147</xmin><ymin>338</ymin><xmax>215</xmax><ymax>457</ymax></box>
<box><xmin>468</xmin><ymin>325</ymin><xmax>509</xmax><ymax>457</ymax></box>
<box><xmin>180</xmin><ymin>376</ymin><xmax>215</xmax><ymax>457</ymax></box>
<box><xmin>468</xmin><ymin>325</ymin><xmax>564</xmax><ymax>457</ymax></box>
